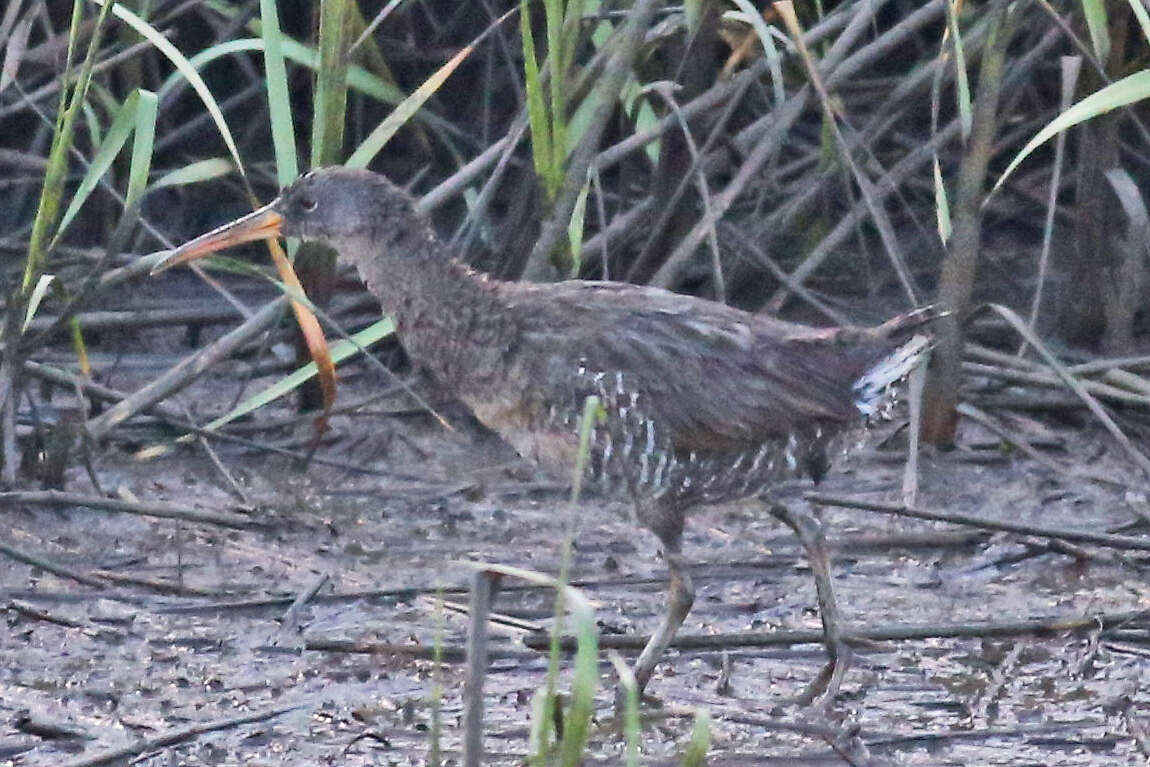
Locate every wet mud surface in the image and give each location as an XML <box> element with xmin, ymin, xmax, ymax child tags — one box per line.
<box><xmin>4</xmin><ymin>327</ymin><xmax>1150</xmax><ymax>765</ymax></box>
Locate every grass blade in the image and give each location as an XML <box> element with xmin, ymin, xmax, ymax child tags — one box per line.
<box><xmin>23</xmin><ymin>0</ymin><xmax>115</xmax><ymax>294</ymax></box>
<box><xmin>946</xmin><ymin>0</ymin><xmax>972</xmax><ymax>139</ymax></box>
<box><xmin>558</xmin><ymin>599</ymin><xmax>598</xmax><ymax>766</ymax></box>
<box><xmin>545</xmin><ymin>0</ymin><xmax>566</xmax><ymax>193</ymax></box>
<box><xmin>680</xmin><ymin>709</ymin><xmax>711</xmax><ymax>767</ymax></box>
<box><xmin>53</xmin><ymin>90</ymin><xmax>141</xmax><ymax>245</ymax></box>
<box><xmin>70</xmin><ymin>316</ymin><xmax>90</xmax><ymax>377</ymax></box>
<box><xmin>994</xmin><ymin>69</ymin><xmax>1150</xmax><ymax>194</ymax></box>
<box><xmin>157</xmin><ymin>37</ymin><xmax>408</xmax><ymax>108</ymax></box>
<box><xmin>311</xmin><ymin>0</ymin><xmax>350</xmax><ymax>167</ymax></box>
<box><xmin>933</xmin><ymin>157</ymin><xmax>951</xmax><ymax>244</ymax></box>
<box><xmin>1129</xmin><ymin>0</ymin><xmax>1150</xmax><ymax>45</ymax></box>
<box><xmin>90</xmin><ymin>0</ymin><xmax>245</xmax><ymax>175</ymax></box>
<box><xmin>80</xmin><ymin>100</ymin><xmax>102</xmax><ymax>147</ymax></box>
<box><xmin>526</xmin><ymin>686</ymin><xmax>551</xmax><ymax>762</ymax></box>
<box><xmin>608</xmin><ymin>653</ymin><xmax>641</xmax><ymax>767</ymax></box>
<box><xmin>1080</xmin><ymin>0</ymin><xmax>1110</xmax><ymax>62</ymax></box>
<box><xmin>566</xmin><ymin>174</ymin><xmax>590</xmax><ymax>277</ymax></box>
<box><xmin>200</xmin><ymin>318</ymin><xmax>395</xmax><ymax>433</ymax></box>
<box><xmin>260</xmin><ymin>0</ymin><xmax>298</xmax><ymax>185</ymax></box>
<box><xmin>348</xmin><ymin>9</ymin><xmax>512</xmax><ymax>168</ymax></box>
<box><xmin>22</xmin><ymin>275</ymin><xmax>55</xmax><ymax>332</ymax></box>
<box><xmin>152</xmin><ymin>158</ymin><xmax>235</xmax><ymax>189</ymax></box>
<box><xmin>521</xmin><ymin>0</ymin><xmax>555</xmax><ymax>197</ymax></box>
<box><xmin>727</xmin><ymin>0</ymin><xmax>785</xmax><ymax>106</ymax></box>
<box><xmin>123</xmin><ymin>88</ymin><xmax>157</xmax><ymax>212</ymax></box>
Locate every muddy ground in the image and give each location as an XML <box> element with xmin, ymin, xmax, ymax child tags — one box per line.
<box><xmin>3</xmin><ymin>292</ymin><xmax>1150</xmax><ymax>766</ymax></box>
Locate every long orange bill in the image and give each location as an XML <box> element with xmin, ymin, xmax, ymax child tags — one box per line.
<box><xmin>151</xmin><ymin>203</ymin><xmax>284</xmax><ymax>274</ymax></box>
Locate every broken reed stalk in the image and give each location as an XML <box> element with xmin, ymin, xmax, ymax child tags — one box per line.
<box><xmin>461</xmin><ymin>569</ymin><xmax>497</xmax><ymax>767</ymax></box>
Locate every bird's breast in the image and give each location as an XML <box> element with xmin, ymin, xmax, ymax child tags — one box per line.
<box><xmin>467</xmin><ymin>395</ymin><xmax>581</xmax><ymax>474</ymax></box>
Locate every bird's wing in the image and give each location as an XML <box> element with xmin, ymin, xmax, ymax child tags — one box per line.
<box><xmin>497</xmin><ymin>281</ymin><xmax>926</xmax><ymax>453</ymax></box>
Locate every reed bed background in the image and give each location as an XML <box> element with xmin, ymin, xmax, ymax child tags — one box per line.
<box><xmin>4</xmin><ymin>0</ymin><xmax>1150</xmax><ymax>764</ymax></box>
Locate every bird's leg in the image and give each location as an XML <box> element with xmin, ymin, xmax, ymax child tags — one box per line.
<box><xmin>632</xmin><ymin>548</ymin><xmax>694</xmax><ymax>695</ymax></box>
<box><xmin>769</xmin><ymin>503</ymin><xmax>852</xmax><ymax>707</ymax></box>
<box><xmin>628</xmin><ymin>504</ymin><xmax>694</xmax><ymax>700</ymax></box>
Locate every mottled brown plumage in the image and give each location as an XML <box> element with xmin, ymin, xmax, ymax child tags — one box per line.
<box><xmin>160</xmin><ymin>167</ymin><xmax>940</xmax><ymax>698</ymax></box>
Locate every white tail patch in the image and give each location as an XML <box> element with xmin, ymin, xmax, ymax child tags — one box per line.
<box><xmin>853</xmin><ymin>334</ymin><xmax>931</xmax><ymax>418</ymax></box>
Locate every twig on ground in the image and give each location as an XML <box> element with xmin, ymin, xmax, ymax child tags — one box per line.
<box><xmin>0</xmin><ymin>541</ymin><xmax>106</xmax><ymax>588</ymax></box>
<box><xmin>423</xmin><ymin>595</ymin><xmax>543</xmax><ymax>634</ymax></box>
<box><xmin>712</xmin><ymin>705</ymin><xmax>1105</xmax><ymax>748</ymax></box>
<box><xmin>22</xmin><ymin>303</ymin><xmax>247</xmax><ymax>335</ymax></box>
<box><xmin>7</xmin><ymin>599</ymin><xmax>125</xmax><ymax>639</ymax></box>
<box><xmin>805</xmin><ymin>492</ymin><xmax>1150</xmax><ymax>552</ymax></box>
<box><xmin>277</xmin><ymin>571</ymin><xmax>330</xmax><ymax>637</ymax></box>
<box><xmin>956</xmin><ymin>402</ymin><xmax>1069</xmax><ymax>475</ymax></box>
<box><xmin>298</xmin><ymin>637</ymin><xmax>467</xmax><ymax>662</ymax></box>
<box><xmin>86</xmin><ymin>298</ymin><xmax>286</xmax><ymax>441</ymax></box>
<box><xmin>523</xmin><ymin>609</ymin><xmax>1150</xmax><ymax>652</ymax></box>
<box><xmin>1028</xmin><ymin>537</ymin><xmax>1145</xmax><ymax>571</ymax></box>
<box><xmin>58</xmin><ymin>704</ymin><xmax>301</xmax><ymax>767</ymax></box>
<box><xmin>89</xmin><ymin>570</ymin><xmax>228</xmax><ymax>597</ymax></box>
<box><xmin>1</xmin><ymin>490</ymin><xmax>263</xmax><ymax>530</ymax></box>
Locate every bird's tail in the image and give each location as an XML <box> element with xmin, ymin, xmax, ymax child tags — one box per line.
<box><xmin>851</xmin><ymin>304</ymin><xmax>945</xmax><ymax>418</ymax></box>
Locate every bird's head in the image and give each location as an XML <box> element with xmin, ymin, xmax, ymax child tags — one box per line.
<box><xmin>151</xmin><ymin>167</ymin><xmax>421</xmax><ymax>273</ymax></box>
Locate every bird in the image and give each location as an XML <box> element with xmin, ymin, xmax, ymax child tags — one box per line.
<box><xmin>154</xmin><ymin>166</ymin><xmax>939</xmax><ymax>701</ymax></box>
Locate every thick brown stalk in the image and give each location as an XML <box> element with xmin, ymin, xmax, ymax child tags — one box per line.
<box><xmin>921</xmin><ymin>2</ymin><xmax>1017</xmax><ymax>445</ymax></box>
<box><xmin>1054</xmin><ymin>7</ymin><xmax>1127</xmax><ymax>348</ymax></box>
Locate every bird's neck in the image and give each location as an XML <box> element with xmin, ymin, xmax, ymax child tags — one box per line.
<box><xmin>350</xmin><ymin>226</ymin><xmax>512</xmax><ymax>390</ymax></box>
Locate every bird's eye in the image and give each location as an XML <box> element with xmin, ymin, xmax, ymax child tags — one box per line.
<box><xmin>298</xmin><ymin>195</ymin><xmax>318</xmax><ymax>212</ymax></box>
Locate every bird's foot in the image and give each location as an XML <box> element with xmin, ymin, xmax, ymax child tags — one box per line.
<box><xmin>767</xmin><ymin>503</ymin><xmax>854</xmax><ymax>709</ymax></box>
<box><xmin>792</xmin><ymin>642</ymin><xmax>853</xmax><ymax>709</ymax></box>
<box><xmin>612</xmin><ymin>668</ymin><xmax>653</xmax><ymax>718</ymax></box>
<box><xmin>610</xmin><ymin>682</ymin><xmax>662</xmax><ymax>737</ymax></box>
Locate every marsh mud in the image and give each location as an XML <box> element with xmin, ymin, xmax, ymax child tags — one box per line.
<box><xmin>3</xmin><ymin>306</ymin><xmax>1150</xmax><ymax>766</ymax></box>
